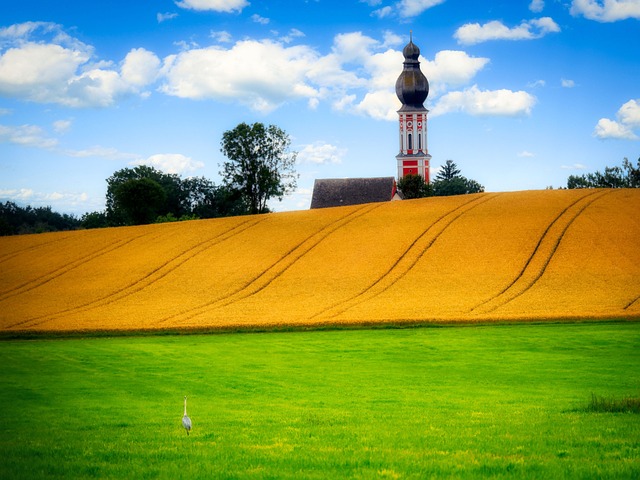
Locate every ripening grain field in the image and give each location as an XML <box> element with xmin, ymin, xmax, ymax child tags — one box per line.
<box><xmin>0</xmin><ymin>189</ymin><xmax>639</xmax><ymax>333</ymax></box>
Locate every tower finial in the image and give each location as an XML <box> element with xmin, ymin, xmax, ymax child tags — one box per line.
<box><xmin>410</xmin><ymin>30</ymin><xmax>413</xmax><ymax>42</ymax></box>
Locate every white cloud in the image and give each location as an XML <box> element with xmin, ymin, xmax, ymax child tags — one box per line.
<box><xmin>397</xmin><ymin>0</ymin><xmax>446</xmax><ymax>18</ymax></box>
<box><xmin>0</xmin><ymin>22</ymin><xmax>160</xmax><ymax>107</ymax></box>
<box><xmin>53</xmin><ymin>119</ymin><xmax>72</xmax><ymax>133</ymax></box>
<box><xmin>618</xmin><ymin>99</ymin><xmax>640</xmax><ymax>127</ymax></box>
<box><xmin>454</xmin><ymin>17</ymin><xmax>560</xmax><ymax>45</ymax></box>
<box><xmin>0</xmin><ymin>124</ymin><xmax>58</xmax><ymax>149</ymax></box>
<box><xmin>570</xmin><ymin>0</ymin><xmax>640</xmax><ymax>22</ymax></box>
<box><xmin>210</xmin><ymin>30</ymin><xmax>232</xmax><ymax>43</ymax></box>
<box><xmin>157</xmin><ymin>12</ymin><xmax>179</xmax><ymax>23</ymax></box>
<box><xmin>561</xmin><ymin>163</ymin><xmax>588</xmax><ymax>169</ymax></box>
<box><xmin>528</xmin><ymin>79</ymin><xmax>546</xmax><ymax>88</ymax></box>
<box><xmin>0</xmin><ymin>188</ymin><xmax>90</xmax><ymax>210</ymax></box>
<box><xmin>593</xmin><ymin>99</ymin><xmax>640</xmax><ymax>139</ymax></box>
<box><xmin>518</xmin><ymin>151</ymin><xmax>535</xmax><ymax>157</ymax></box>
<box><xmin>431</xmin><ymin>85</ymin><xmax>536</xmax><ymax>117</ymax></box>
<box><xmin>297</xmin><ymin>142</ymin><xmax>346</xmax><ymax>164</ymax></box>
<box><xmin>529</xmin><ymin>0</ymin><xmax>545</xmax><ymax>12</ymax></box>
<box><xmin>356</xmin><ymin>90</ymin><xmax>399</xmax><ymax>120</ymax></box>
<box><xmin>561</xmin><ymin>78</ymin><xmax>576</xmax><ymax>88</ymax></box>
<box><xmin>121</xmin><ymin>48</ymin><xmax>161</xmax><ymax>87</ymax></box>
<box><xmin>423</xmin><ymin>50</ymin><xmax>489</xmax><ymax>93</ymax></box>
<box><xmin>251</xmin><ymin>14</ymin><xmax>270</xmax><ymax>25</ymax></box>
<box><xmin>280</xmin><ymin>28</ymin><xmax>305</xmax><ymax>44</ymax></box>
<box><xmin>134</xmin><ymin>153</ymin><xmax>205</xmax><ymax>174</ymax></box>
<box><xmin>64</xmin><ymin>146</ymin><xmax>139</xmax><ymax>160</ymax></box>
<box><xmin>161</xmin><ymin>40</ymin><xmax>320</xmax><ymax>113</ymax></box>
<box><xmin>372</xmin><ymin>6</ymin><xmax>394</xmax><ymax>18</ymax></box>
<box><xmin>594</xmin><ymin>118</ymin><xmax>638</xmax><ymax>140</ymax></box>
<box><xmin>175</xmin><ymin>0</ymin><xmax>249</xmax><ymax>13</ymax></box>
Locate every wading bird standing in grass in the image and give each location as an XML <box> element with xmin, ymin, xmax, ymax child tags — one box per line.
<box><xmin>182</xmin><ymin>396</ymin><xmax>192</xmax><ymax>435</ymax></box>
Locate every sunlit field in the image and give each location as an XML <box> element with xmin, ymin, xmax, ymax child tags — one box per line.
<box><xmin>1</xmin><ymin>323</ymin><xmax>638</xmax><ymax>479</ymax></box>
<box><xmin>1</xmin><ymin>189</ymin><xmax>639</xmax><ymax>333</ymax></box>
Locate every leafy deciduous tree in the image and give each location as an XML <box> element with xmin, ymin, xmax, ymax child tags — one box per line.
<box><xmin>397</xmin><ymin>174</ymin><xmax>431</xmax><ymax>199</ymax></box>
<box><xmin>220</xmin><ymin>122</ymin><xmax>298</xmax><ymax>215</ymax></box>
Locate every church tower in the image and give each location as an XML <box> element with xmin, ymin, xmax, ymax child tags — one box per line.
<box><xmin>395</xmin><ymin>34</ymin><xmax>431</xmax><ymax>183</ymax></box>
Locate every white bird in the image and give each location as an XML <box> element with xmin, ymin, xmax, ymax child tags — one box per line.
<box><xmin>182</xmin><ymin>396</ymin><xmax>192</xmax><ymax>435</ymax></box>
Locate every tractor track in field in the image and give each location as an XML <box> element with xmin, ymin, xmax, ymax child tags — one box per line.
<box><xmin>470</xmin><ymin>189</ymin><xmax>611</xmax><ymax>315</ymax></box>
<box><xmin>5</xmin><ymin>218</ymin><xmax>262</xmax><ymax>330</ymax></box>
<box><xmin>623</xmin><ymin>294</ymin><xmax>640</xmax><ymax>311</ymax></box>
<box><xmin>0</xmin><ymin>234</ymin><xmax>148</xmax><ymax>301</ymax></box>
<box><xmin>159</xmin><ymin>203</ymin><xmax>382</xmax><ymax>326</ymax></box>
<box><xmin>0</xmin><ymin>233</ymin><xmax>77</xmax><ymax>265</ymax></box>
<box><xmin>312</xmin><ymin>193</ymin><xmax>499</xmax><ymax>320</ymax></box>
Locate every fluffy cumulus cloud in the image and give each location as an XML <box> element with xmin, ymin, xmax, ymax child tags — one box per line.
<box><xmin>454</xmin><ymin>17</ymin><xmax>560</xmax><ymax>45</ymax></box>
<box><xmin>431</xmin><ymin>85</ymin><xmax>536</xmax><ymax>117</ymax></box>
<box><xmin>0</xmin><ymin>23</ymin><xmax>537</xmax><ymax>122</ymax></box>
<box><xmin>594</xmin><ymin>99</ymin><xmax>640</xmax><ymax>140</ymax></box>
<box><xmin>423</xmin><ymin>50</ymin><xmax>489</xmax><ymax>94</ymax></box>
<box><xmin>297</xmin><ymin>142</ymin><xmax>346</xmax><ymax>164</ymax></box>
<box><xmin>175</xmin><ymin>0</ymin><xmax>249</xmax><ymax>13</ymax></box>
<box><xmin>0</xmin><ymin>22</ymin><xmax>160</xmax><ymax>107</ymax></box>
<box><xmin>570</xmin><ymin>0</ymin><xmax>640</xmax><ymax>22</ymax></box>
<box><xmin>160</xmin><ymin>40</ymin><xmax>320</xmax><ymax>113</ymax></box>
<box><xmin>133</xmin><ymin>153</ymin><xmax>205</xmax><ymax>174</ymax></box>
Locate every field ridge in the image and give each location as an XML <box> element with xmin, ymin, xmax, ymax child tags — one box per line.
<box><xmin>0</xmin><ymin>189</ymin><xmax>638</xmax><ymax>332</ymax></box>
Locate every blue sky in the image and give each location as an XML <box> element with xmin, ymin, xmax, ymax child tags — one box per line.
<box><xmin>1</xmin><ymin>0</ymin><xmax>638</xmax><ymax>215</ymax></box>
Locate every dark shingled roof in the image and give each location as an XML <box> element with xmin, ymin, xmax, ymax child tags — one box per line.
<box><xmin>310</xmin><ymin>177</ymin><xmax>397</xmax><ymax>209</ymax></box>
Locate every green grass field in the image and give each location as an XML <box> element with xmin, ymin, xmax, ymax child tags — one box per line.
<box><xmin>1</xmin><ymin>323</ymin><xmax>639</xmax><ymax>479</ymax></box>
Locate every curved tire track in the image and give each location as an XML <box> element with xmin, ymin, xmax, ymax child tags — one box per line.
<box><xmin>470</xmin><ymin>190</ymin><xmax>611</xmax><ymax>315</ymax></box>
<box><xmin>0</xmin><ymin>234</ymin><xmax>147</xmax><ymax>301</ymax></box>
<box><xmin>160</xmin><ymin>204</ymin><xmax>382</xmax><ymax>326</ymax></box>
<box><xmin>0</xmin><ymin>233</ymin><xmax>76</xmax><ymax>265</ymax></box>
<box><xmin>313</xmin><ymin>193</ymin><xmax>499</xmax><ymax>320</ymax></box>
<box><xmin>6</xmin><ymin>218</ymin><xmax>261</xmax><ymax>330</ymax></box>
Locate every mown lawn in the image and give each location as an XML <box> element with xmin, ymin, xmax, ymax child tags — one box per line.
<box><xmin>0</xmin><ymin>322</ymin><xmax>638</xmax><ymax>479</ymax></box>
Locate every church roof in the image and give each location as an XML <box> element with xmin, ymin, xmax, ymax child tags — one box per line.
<box><xmin>310</xmin><ymin>177</ymin><xmax>398</xmax><ymax>209</ymax></box>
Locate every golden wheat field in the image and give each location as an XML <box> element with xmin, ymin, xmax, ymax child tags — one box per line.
<box><xmin>1</xmin><ymin>189</ymin><xmax>639</xmax><ymax>333</ymax></box>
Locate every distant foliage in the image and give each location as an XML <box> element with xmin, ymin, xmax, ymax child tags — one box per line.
<box><xmin>104</xmin><ymin>165</ymin><xmax>247</xmax><ymax>227</ymax></box>
<box><xmin>0</xmin><ymin>201</ymin><xmax>80</xmax><ymax>236</ymax></box>
<box><xmin>397</xmin><ymin>174</ymin><xmax>431</xmax><ymax>199</ymax></box>
<box><xmin>431</xmin><ymin>160</ymin><xmax>485</xmax><ymax>196</ymax></box>
<box><xmin>567</xmin><ymin>157</ymin><xmax>640</xmax><ymax>189</ymax></box>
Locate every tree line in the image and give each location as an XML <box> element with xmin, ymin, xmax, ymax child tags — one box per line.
<box><xmin>1</xmin><ymin>122</ymin><xmax>297</xmax><ymax>235</ymax></box>
<box><xmin>1</xmin><ymin>120</ymin><xmax>637</xmax><ymax>236</ymax></box>
<box><xmin>397</xmin><ymin>159</ymin><xmax>485</xmax><ymax>199</ymax></box>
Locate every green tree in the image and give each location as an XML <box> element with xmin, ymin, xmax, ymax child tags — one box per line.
<box><xmin>434</xmin><ymin>159</ymin><xmax>461</xmax><ymax>182</ymax></box>
<box><xmin>567</xmin><ymin>157</ymin><xmax>640</xmax><ymax>189</ymax></box>
<box><xmin>112</xmin><ymin>178</ymin><xmax>167</xmax><ymax>225</ymax></box>
<box><xmin>432</xmin><ymin>160</ymin><xmax>484</xmax><ymax>196</ymax></box>
<box><xmin>220</xmin><ymin>122</ymin><xmax>298</xmax><ymax>215</ymax></box>
<box><xmin>106</xmin><ymin>166</ymin><xmax>185</xmax><ymax>225</ymax></box>
<box><xmin>397</xmin><ymin>174</ymin><xmax>431</xmax><ymax>199</ymax></box>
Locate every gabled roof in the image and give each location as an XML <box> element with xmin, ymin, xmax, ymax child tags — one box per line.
<box><xmin>310</xmin><ymin>177</ymin><xmax>397</xmax><ymax>209</ymax></box>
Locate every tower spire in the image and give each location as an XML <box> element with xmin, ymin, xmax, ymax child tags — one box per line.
<box><xmin>395</xmin><ymin>34</ymin><xmax>431</xmax><ymax>183</ymax></box>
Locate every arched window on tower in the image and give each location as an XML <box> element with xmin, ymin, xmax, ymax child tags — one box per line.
<box><xmin>418</xmin><ymin>133</ymin><xmax>422</xmax><ymax>150</ymax></box>
<box><xmin>408</xmin><ymin>134</ymin><xmax>412</xmax><ymax>150</ymax></box>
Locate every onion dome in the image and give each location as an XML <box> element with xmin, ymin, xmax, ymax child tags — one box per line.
<box><xmin>395</xmin><ymin>35</ymin><xmax>429</xmax><ymax>110</ymax></box>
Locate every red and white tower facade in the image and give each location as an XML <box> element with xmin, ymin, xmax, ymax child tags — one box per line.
<box><xmin>395</xmin><ymin>35</ymin><xmax>431</xmax><ymax>183</ymax></box>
